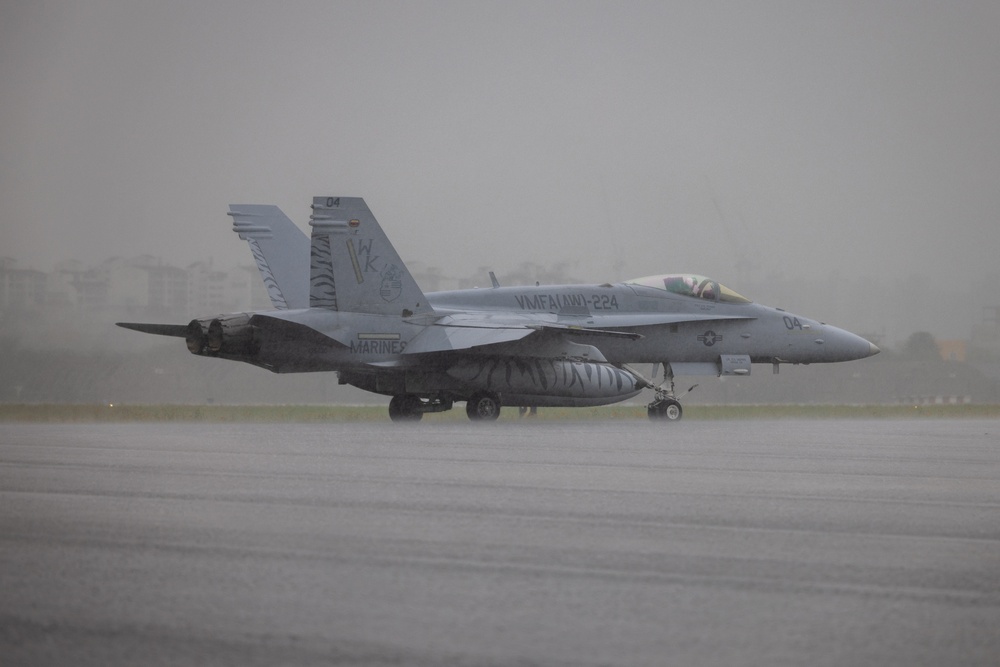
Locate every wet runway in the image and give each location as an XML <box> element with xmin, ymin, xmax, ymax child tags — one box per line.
<box><xmin>2</xmin><ymin>419</ymin><xmax>999</xmax><ymax>666</ymax></box>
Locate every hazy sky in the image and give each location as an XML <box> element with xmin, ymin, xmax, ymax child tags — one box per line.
<box><xmin>3</xmin><ymin>1</ymin><xmax>999</xmax><ymax>339</ymax></box>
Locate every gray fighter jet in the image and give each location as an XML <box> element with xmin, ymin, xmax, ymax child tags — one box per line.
<box><xmin>118</xmin><ymin>196</ymin><xmax>879</xmax><ymax>422</ymax></box>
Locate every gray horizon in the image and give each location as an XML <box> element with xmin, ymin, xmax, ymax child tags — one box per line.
<box><xmin>3</xmin><ymin>1</ymin><xmax>999</xmax><ymax>344</ymax></box>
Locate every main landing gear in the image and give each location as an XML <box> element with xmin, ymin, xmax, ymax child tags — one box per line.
<box><xmin>387</xmin><ymin>366</ymin><xmax>694</xmax><ymax>423</ymax></box>
<box><xmin>388</xmin><ymin>392</ymin><xmax>501</xmax><ymax>423</ymax></box>
<box><xmin>465</xmin><ymin>391</ymin><xmax>501</xmax><ymax>422</ymax></box>
<box><xmin>388</xmin><ymin>394</ymin><xmax>453</xmax><ymax>422</ymax></box>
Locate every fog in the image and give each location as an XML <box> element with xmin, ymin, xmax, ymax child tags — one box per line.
<box><xmin>4</xmin><ymin>0</ymin><xmax>1000</xmax><ymax>346</ymax></box>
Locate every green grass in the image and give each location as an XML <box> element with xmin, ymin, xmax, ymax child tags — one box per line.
<box><xmin>1</xmin><ymin>403</ymin><xmax>998</xmax><ymax>423</ymax></box>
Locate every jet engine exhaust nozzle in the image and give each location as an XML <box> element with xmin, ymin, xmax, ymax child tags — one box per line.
<box><xmin>186</xmin><ymin>315</ymin><xmax>258</xmax><ymax>357</ymax></box>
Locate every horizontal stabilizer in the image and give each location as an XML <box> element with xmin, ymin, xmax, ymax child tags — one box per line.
<box><xmin>116</xmin><ymin>322</ymin><xmax>188</xmax><ymax>337</ymax></box>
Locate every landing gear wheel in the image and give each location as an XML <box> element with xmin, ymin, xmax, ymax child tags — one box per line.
<box><xmin>389</xmin><ymin>394</ymin><xmax>423</xmax><ymax>422</ymax></box>
<box><xmin>466</xmin><ymin>392</ymin><xmax>501</xmax><ymax>421</ymax></box>
<box><xmin>648</xmin><ymin>398</ymin><xmax>682</xmax><ymax>421</ymax></box>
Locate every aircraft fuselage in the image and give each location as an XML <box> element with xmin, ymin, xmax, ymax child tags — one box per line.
<box><xmin>426</xmin><ymin>283</ymin><xmax>876</xmax><ymax>367</ymax></box>
<box><xmin>119</xmin><ymin>197</ymin><xmax>878</xmax><ymax>421</ymax></box>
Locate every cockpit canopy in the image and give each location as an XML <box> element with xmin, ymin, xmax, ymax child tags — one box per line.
<box><xmin>625</xmin><ymin>274</ymin><xmax>751</xmax><ymax>304</ymax></box>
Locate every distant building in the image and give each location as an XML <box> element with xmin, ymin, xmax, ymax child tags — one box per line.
<box><xmin>936</xmin><ymin>340</ymin><xmax>967</xmax><ymax>362</ymax></box>
<box><xmin>3</xmin><ymin>255</ymin><xmax>265</xmax><ymax>319</ymax></box>
<box><xmin>188</xmin><ymin>261</ymin><xmax>269</xmax><ymax>313</ymax></box>
<box><xmin>147</xmin><ymin>264</ymin><xmax>189</xmax><ymax>311</ymax></box>
<box><xmin>971</xmin><ymin>306</ymin><xmax>1000</xmax><ymax>360</ymax></box>
<box><xmin>188</xmin><ymin>260</ymin><xmax>227</xmax><ymax>313</ymax></box>
<box><xmin>0</xmin><ymin>259</ymin><xmax>47</xmax><ymax>309</ymax></box>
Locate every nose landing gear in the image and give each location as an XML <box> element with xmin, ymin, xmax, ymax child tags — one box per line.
<box><xmin>648</xmin><ymin>396</ymin><xmax>683</xmax><ymax>421</ymax></box>
<box><xmin>634</xmin><ymin>363</ymin><xmax>697</xmax><ymax>422</ymax></box>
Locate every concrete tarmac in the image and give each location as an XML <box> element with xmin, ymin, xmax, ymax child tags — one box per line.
<box><xmin>1</xmin><ymin>419</ymin><xmax>999</xmax><ymax>666</ymax></box>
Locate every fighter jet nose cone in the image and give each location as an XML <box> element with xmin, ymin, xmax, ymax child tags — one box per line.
<box><xmin>868</xmin><ymin>342</ymin><xmax>881</xmax><ymax>357</ymax></box>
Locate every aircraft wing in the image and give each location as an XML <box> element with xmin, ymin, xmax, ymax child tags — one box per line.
<box><xmin>403</xmin><ymin>311</ymin><xmax>755</xmax><ymax>356</ymax></box>
<box><xmin>403</xmin><ymin>324</ymin><xmax>533</xmax><ymax>355</ymax></box>
<box><xmin>582</xmin><ymin>312</ymin><xmax>756</xmax><ymax>328</ymax></box>
<box><xmin>403</xmin><ymin>314</ymin><xmax>538</xmax><ymax>355</ymax></box>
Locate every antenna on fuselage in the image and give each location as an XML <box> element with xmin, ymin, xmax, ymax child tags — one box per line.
<box><xmin>489</xmin><ymin>271</ymin><xmax>500</xmax><ymax>288</ymax></box>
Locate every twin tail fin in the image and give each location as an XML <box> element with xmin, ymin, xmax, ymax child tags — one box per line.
<box><xmin>308</xmin><ymin>197</ymin><xmax>433</xmax><ymax>316</ymax></box>
<box><xmin>229</xmin><ymin>204</ymin><xmax>309</xmax><ymax>310</ymax></box>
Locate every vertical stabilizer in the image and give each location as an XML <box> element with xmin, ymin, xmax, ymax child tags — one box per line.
<box><xmin>229</xmin><ymin>205</ymin><xmax>309</xmax><ymax>310</ymax></box>
<box><xmin>308</xmin><ymin>196</ymin><xmax>433</xmax><ymax>316</ymax></box>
